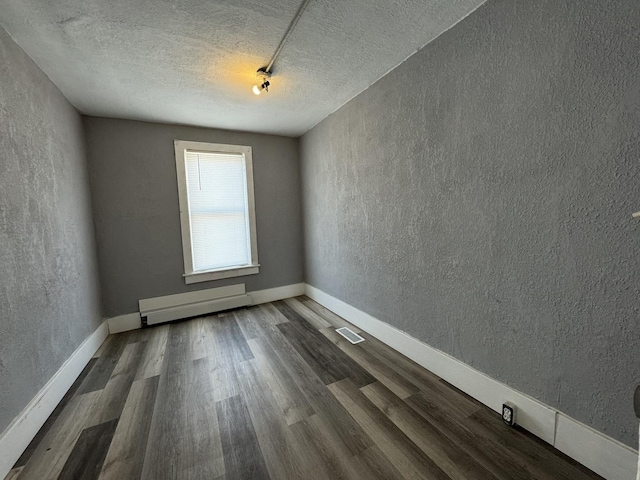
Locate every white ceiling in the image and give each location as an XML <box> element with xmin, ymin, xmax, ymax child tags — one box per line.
<box><xmin>0</xmin><ymin>0</ymin><xmax>485</xmax><ymax>136</ymax></box>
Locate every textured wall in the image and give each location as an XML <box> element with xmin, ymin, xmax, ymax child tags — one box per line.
<box><xmin>84</xmin><ymin>117</ymin><xmax>304</xmax><ymax>317</ymax></box>
<box><xmin>0</xmin><ymin>27</ymin><xmax>103</xmax><ymax>433</ymax></box>
<box><xmin>300</xmin><ymin>0</ymin><xmax>640</xmax><ymax>448</ymax></box>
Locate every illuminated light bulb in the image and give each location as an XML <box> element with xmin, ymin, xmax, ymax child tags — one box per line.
<box><xmin>251</xmin><ymin>67</ymin><xmax>270</xmax><ymax>96</ymax></box>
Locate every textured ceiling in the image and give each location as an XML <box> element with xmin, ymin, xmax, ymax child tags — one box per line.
<box><xmin>0</xmin><ymin>0</ymin><xmax>486</xmax><ymax>136</ymax></box>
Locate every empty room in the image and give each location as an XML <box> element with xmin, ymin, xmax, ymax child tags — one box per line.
<box><xmin>1</xmin><ymin>0</ymin><xmax>639</xmax><ymax>479</ymax></box>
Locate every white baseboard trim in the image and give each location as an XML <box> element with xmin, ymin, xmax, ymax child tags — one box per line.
<box><xmin>139</xmin><ymin>284</ymin><xmax>246</xmax><ymax>314</ymax></box>
<box><xmin>145</xmin><ymin>295</ymin><xmax>251</xmax><ymax>326</ymax></box>
<box><xmin>139</xmin><ymin>285</ymin><xmax>251</xmax><ymax>326</ymax></box>
<box><xmin>106</xmin><ymin>283</ymin><xmax>305</xmax><ymax>334</ymax></box>
<box><xmin>304</xmin><ymin>283</ymin><xmax>639</xmax><ymax>480</ymax></box>
<box><xmin>555</xmin><ymin>413</ymin><xmax>639</xmax><ymax>480</ymax></box>
<box><xmin>107</xmin><ymin>312</ymin><xmax>142</xmax><ymax>334</ymax></box>
<box><xmin>0</xmin><ymin>320</ymin><xmax>109</xmax><ymax>480</ymax></box>
<box><xmin>249</xmin><ymin>283</ymin><xmax>305</xmax><ymax>305</ymax></box>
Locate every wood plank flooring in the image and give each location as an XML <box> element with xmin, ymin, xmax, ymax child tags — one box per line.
<box><xmin>6</xmin><ymin>296</ymin><xmax>603</xmax><ymax>480</ymax></box>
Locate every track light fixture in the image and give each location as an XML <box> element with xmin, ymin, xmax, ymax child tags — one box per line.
<box><xmin>251</xmin><ymin>0</ymin><xmax>312</xmax><ymax>96</ymax></box>
<box><xmin>252</xmin><ymin>69</ymin><xmax>271</xmax><ymax>95</ymax></box>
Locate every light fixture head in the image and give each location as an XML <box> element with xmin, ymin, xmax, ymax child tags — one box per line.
<box><xmin>252</xmin><ymin>80</ymin><xmax>271</xmax><ymax>95</ymax></box>
<box><xmin>252</xmin><ymin>68</ymin><xmax>271</xmax><ymax>95</ymax></box>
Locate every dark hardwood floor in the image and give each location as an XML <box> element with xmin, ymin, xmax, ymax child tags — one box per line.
<box><xmin>6</xmin><ymin>296</ymin><xmax>603</xmax><ymax>480</ymax></box>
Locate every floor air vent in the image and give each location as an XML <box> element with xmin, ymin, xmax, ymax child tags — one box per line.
<box><xmin>336</xmin><ymin>327</ymin><xmax>365</xmax><ymax>344</ymax></box>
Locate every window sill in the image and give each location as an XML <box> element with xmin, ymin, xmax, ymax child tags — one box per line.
<box><xmin>184</xmin><ymin>264</ymin><xmax>260</xmax><ymax>284</ymax></box>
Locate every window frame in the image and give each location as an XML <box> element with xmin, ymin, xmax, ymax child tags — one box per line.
<box><xmin>174</xmin><ymin>140</ymin><xmax>259</xmax><ymax>284</ymax></box>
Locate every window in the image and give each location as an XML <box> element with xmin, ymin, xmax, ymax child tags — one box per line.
<box><xmin>174</xmin><ymin>140</ymin><xmax>259</xmax><ymax>284</ymax></box>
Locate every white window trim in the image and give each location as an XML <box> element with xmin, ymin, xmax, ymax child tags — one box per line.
<box><xmin>174</xmin><ymin>140</ymin><xmax>259</xmax><ymax>284</ymax></box>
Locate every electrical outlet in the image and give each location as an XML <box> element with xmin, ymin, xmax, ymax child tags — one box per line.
<box><xmin>502</xmin><ymin>403</ymin><xmax>516</xmax><ymax>426</ymax></box>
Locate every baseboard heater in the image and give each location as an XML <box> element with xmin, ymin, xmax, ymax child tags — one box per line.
<box><xmin>139</xmin><ymin>284</ymin><xmax>251</xmax><ymax>326</ymax></box>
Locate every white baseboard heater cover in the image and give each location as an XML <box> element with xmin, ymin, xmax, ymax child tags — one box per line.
<box><xmin>139</xmin><ymin>284</ymin><xmax>250</xmax><ymax>326</ymax></box>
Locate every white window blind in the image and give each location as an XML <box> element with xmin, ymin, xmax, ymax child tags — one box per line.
<box><xmin>184</xmin><ymin>150</ymin><xmax>251</xmax><ymax>272</ymax></box>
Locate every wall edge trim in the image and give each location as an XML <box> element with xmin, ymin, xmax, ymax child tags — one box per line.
<box><xmin>0</xmin><ymin>320</ymin><xmax>109</xmax><ymax>479</ymax></box>
<box><xmin>304</xmin><ymin>283</ymin><xmax>638</xmax><ymax>480</ymax></box>
<box><xmin>105</xmin><ymin>282</ymin><xmax>306</xmax><ymax>334</ymax></box>
<box><xmin>107</xmin><ymin>312</ymin><xmax>142</xmax><ymax>334</ymax></box>
<box><xmin>249</xmin><ymin>283</ymin><xmax>305</xmax><ymax>305</ymax></box>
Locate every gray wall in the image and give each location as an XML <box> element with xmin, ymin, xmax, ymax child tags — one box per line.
<box><xmin>84</xmin><ymin>117</ymin><xmax>304</xmax><ymax>317</ymax></box>
<box><xmin>0</xmin><ymin>27</ymin><xmax>103</xmax><ymax>433</ymax></box>
<box><xmin>300</xmin><ymin>0</ymin><xmax>640</xmax><ymax>448</ymax></box>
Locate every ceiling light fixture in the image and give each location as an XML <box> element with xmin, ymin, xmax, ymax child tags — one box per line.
<box><xmin>252</xmin><ymin>0</ymin><xmax>312</xmax><ymax>96</ymax></box>
<box><xmin>252</xmin><ymin>69</ymin><xmax>271</xmax><ymax>95</ymax></box>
